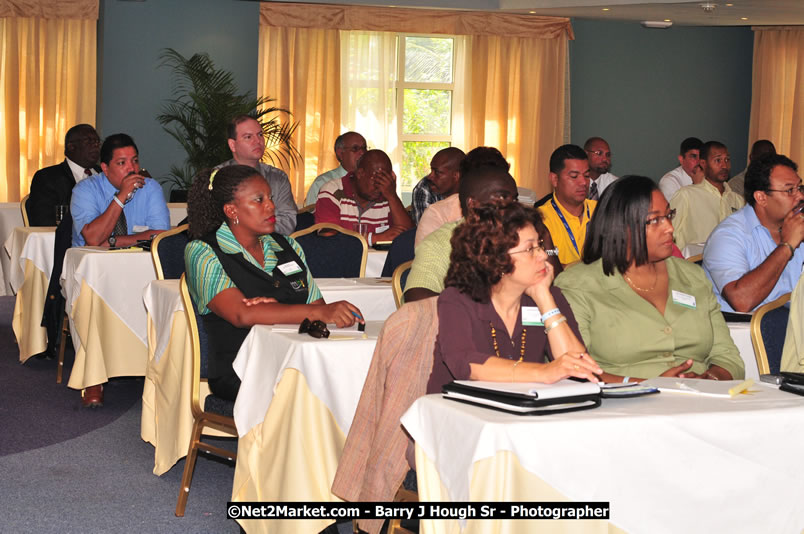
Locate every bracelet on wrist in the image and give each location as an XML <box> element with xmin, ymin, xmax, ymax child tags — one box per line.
<box><xmin>541</xmin><ymin>307</ymin><xmax>561</xmax><ymax>321</ymax></box>
<box><xmin>779</xmin><ymin>241</ymin><xmax>795</xmax><ymax>260</ymax></box>
<box><xmin>113</xmin><ymin>195</ymin><xmax>125</xmax><ymax>209</ymax></box>
<box><xmin>544</xmin><ymin>316</ymin><xmax>567</xmax><ymax>333</ymax></box>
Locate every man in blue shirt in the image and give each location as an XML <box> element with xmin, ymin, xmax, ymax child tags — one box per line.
<box><xmin>71</xmin><ymin>133</ymin><xmax>170</xmax><ymax>247</ymax></box>
<box><xmin>703</xmin><ymin>153</ymin><xmax>804</xmax><ymax>312</ymax></box>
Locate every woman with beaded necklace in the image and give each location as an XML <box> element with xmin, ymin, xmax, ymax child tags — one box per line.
<box><xmin>426</xmin><ymin>200</ymin><xmax>601</xmax><ymax>395</ymax></box>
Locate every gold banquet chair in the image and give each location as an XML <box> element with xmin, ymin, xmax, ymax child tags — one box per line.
<box><xmin>290</xmin><ymin>222</ymin><xmax>368</xmax><ymax>278</ymax></box>
<box><xmin>20</xmin><ymin>194</ymin><xmax>30</xmax><ymax>227</ymax></box>
<box><xmin>750</xmin><ymin>292</ymin><xmax>792</xmax><ymax>375</ymax></box>
<box><xmin>151</xmin><ymin>224</ymin><xmax>189</xmax><ymax>280</ymax></box>
<box><xmin>391</xmin><ymin>260</ymin><xmax>413</xmax><ymax>309</ymax></box>
<box><xmin>175</xmin><ymin>274</ymin><xmax>238</xmax><ymax>517</ymax></box>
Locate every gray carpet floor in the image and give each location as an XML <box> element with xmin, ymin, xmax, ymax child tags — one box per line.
<box><xmin>0</xmin><ymin>294</ymin><xmax>241</xmax><ymax>534</ymax></box>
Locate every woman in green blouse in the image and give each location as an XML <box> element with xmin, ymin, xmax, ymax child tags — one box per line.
<box><xmin>554</xmin><ymin>175</ymin><xmax>745</xmax><ymax>383</ymax></box>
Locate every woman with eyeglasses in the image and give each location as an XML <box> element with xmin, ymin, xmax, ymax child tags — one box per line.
<box><xmin>185</xmin><ymin>165</ymin><xmax>363</xmax><ymax>401</ymax></box>
<box><xmin>554</xmin><ymin>175</ymin><xmax>744</xmax><ymax>382</ymax></box>
<box><xmin>426</xmin><ymin>200</ymin><xmax>602</xmax><ymax>394</ymax></box>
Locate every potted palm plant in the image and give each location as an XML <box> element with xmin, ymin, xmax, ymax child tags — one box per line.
<box><xmin>157</xmin><ymin>48</ymin><xmax>300</xmax><ymax>201</ymax></box>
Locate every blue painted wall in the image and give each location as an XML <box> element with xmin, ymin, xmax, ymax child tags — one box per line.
<box><xmin>570</xmin><ymin>19</ymin><xmax>754</xmax><ymax>181</ymax></box>
<box><xmin>98</xmin><ymin>0</ymin><xmax>259</xmax><ymax>195</ymax></box>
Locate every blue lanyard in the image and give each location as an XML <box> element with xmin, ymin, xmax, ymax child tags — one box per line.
<box><xmin>550</xmin><ymin>197</ymin><xmax>590</xmax><ymax>256</ymax></box>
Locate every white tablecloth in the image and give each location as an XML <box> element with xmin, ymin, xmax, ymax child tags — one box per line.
<box><xmin>402</xmin><ymin>387</ymin><xmax>804</xmax><ymax>534</ymax></box>
<box><xmin>365</xmin><ymin>249</ymin><xmax>388</xmax><ymax>278</ymax></box>
<box><xmin>61</xmin><ymin>248</ymin><xmax>156</xmax><ymax>346</ymax></box>
<box><xmin>232</xmin><ymin>321</ymin><xmax>382</xmax><ymax>438</ymax></box>
<box><xmin>0</xmin><ymin>203</ymin><xmax>25</xmax><ymax>295</ymax></box>
<box><xmin>727</xmin><ymin>321</ymin><xmax>759</xmax><ymax>380</ymax></box>
<box><xmin>4</xmin><ymin>227</ymin><xmax>55</xmax><ymax>293</ymax></box>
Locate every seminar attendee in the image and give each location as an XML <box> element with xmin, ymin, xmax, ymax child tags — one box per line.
<box><xmin>216</xmin><ymin>115</ymin><xmax>296</xmax><ymax>235</ymax></box>
<box><xmin>405</xmin><ymin>165</ymin><xmax>562</xmax><ymax>303</ymax></box>
<box><xmin>185</xmin><ymin>165</ymin><xmax>362</xmax><ymax>400</ymax></box>
<box><xmin>410</xmin><ymin>147</ymin><xmax>465</xmax><ymax>223</ymax></box>
<box><xmin>729</xmin><ymin>140</ymin><xmax>776</xmax><ymax>198</ymax></box>
<box><xmin>658</xmin><ymin>137</ymin><xmax>704</xmax><ymax>201</ymax></box>
<box><xmin>71</xmin><ymin>133</ymin><xmax>169</xmax><ymax>248</ymax></box>
<box><xmin>556</xmin><ymin>175</ymin><xmax>744</xmax><ymax>382</ymax></box>
<box><xmin>315</xmin><ymin>149</ymin><xmax>413</xmax><ymax>245</ymax></box>
<box><xmin>415</xmin><ymin>146</ymin><xmax>508</xmax><ymax>247</ymax></box>
<box><xmin>538</xmin><ymin>144</ymin><xmax>595</xmax><ymax>267</ymax></box>
<box><xmin>670</xmin><ymin>141</ymin><xmax>744</xmax><ymax>250</ymax></box>
<box><xmin>584</xmin><ymin>137</ymin><xmax>618</xmax><ymax>200</ymax></box>
<box><xmin>304</xmin><ymin>131</ymin><xmax>367</xmax><ymax>206</ymax></box>
<box><xmin>703</xmin><ymin>153</ymin><xmax>804</xmax><ymax>313</ymax></box>
<box><xmin>27</xmin><ymin>124</ymin><xmax>101</xmax><ymax>226</ymax></box>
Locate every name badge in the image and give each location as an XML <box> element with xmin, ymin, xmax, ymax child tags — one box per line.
<box><xmin>374</xmin><ymin>225</ymin><xmax>390</xmax><ymax>234</ymax></box>
<box><xmin>277</xmin><ymin>261</ymin><xmax>303</xmax><ymax>276</ymax></box>
<box><xmin>521</xmin><ymin>306</ymin><xmax>544</xmax><ymax>326</ymax></box>
<box><xmin>672</xmin><ymin>290</ymin><xmax>696</xmax><ymax>309</ymax></box>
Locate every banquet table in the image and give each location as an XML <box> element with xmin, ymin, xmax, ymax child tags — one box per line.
<box><xmin>6</xmin><ymin>227</ymin><xmax>55</xmax><ymax>362</ymax></box>
<box><xmin>61</xmin><ymin>247</ymin><xmax>156</xmax><ymax>390</ymax></box>
<box><xmin>401</xmin><ymin>386</ymin><xmax>804</xmax><ymax>534</ymax></box>
<box><xmin>141</xmin><ymin>277</ymin><xmax>395</xmax><ymax>476</ymax></box>
<box><xmin>231</xmin><ymin>322</ymin><xmax>383</xmax><ymax>534</ymax></box>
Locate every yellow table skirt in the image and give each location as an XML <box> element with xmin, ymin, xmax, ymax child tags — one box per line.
<box><xmin>141</xmin><ymin>310</ymin><xmax>230</xmax><ymax>476</ymax></box>
<box><xmin>67</xmin><ymin>279</ymin><xmax>148</xmax><ymax>390</ymax></box>
<box><xmin>233</xmin><ymin>369</ymin><xmax>345</xmax><ymax>534</ymax></box>
<box><xmin>12</xmin><ymin>259</ymin><xmax>48</xmax><ymax>363</ymax></box>
<box><xmin>415</xmin><ymin>446</ymin><xmax>626</xmax><ymax>534</ymax></box>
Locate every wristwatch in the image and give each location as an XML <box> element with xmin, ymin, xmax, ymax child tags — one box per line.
<box><xmin>108</xmin><ymin>235</ymin><xmax>117</xmax><ymax>247</ymax></box>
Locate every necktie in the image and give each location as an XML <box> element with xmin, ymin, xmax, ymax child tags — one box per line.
<box><xmin>588</xmin><ymin>180</ymin><xmax>599</xmax><ymax>201</ymax></box>
<box><xmin>84</xmin><ymin>168</ymin><xmax>93</xmax><ymax>177</ymax></box>
<box><xmin>113</xmin><ymin>207</ymin><xmax>128</xmax><ymax>236</ymax></box>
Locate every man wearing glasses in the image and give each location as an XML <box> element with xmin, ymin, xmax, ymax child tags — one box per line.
<box><xmin>670</xmin><ymin>141</ymin><xmax>744</xmax><ymax>250</ymax></box>
<box><xmin>305</xmin><ymin>131</ymin><xmax>367</xmax><ymax>206</ymax></box>
<box><xmin>583</xmin><ymin>137</ymin><xmax>618</xmax><ymax>201</ymax></box>
<box><xmin>703</xmin><ymin>153</ymin><xmax>804</xmax><ymax>312</ymax></box>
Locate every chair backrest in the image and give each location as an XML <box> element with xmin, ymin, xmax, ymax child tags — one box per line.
<box><xmin>294</xmin><ymin>210</ymin><xmax>315</xmax><ymax>233</ymax></box>
<box><xmin>151</xmin><ymin>224</ymin><xmax>189</xmax><ymax>280</ymax></box>
<box><xmin>20</xmin><ymin>194</ymin><xmax>30</xmax><ymax>227</ymax></box>
<box><xmin>381</xmin><ymin>227</ymin><xmax>415</xmax><ymax>277</ymax></box>
<box><xmin>750</xmin><ymin>292</ymin><xmax>792</xmax><ymax>375</ymax></box>
<box><xmin>290</xmin><ymin>222</ymin><xmax>368</xmax><ymax>278</ymax></box>
<box><xmin>179</xmin><ymin>274</ymin><xmax>213</xmax><ymax>417</ymax></box>
<box><xmin>392</xmin><ymin>260</ymin><xmax>413</xmax><ymax>309</ymax></box>
<box><xmin>686</xmin><ymin>253</ymin><xmax>703</xmax><ymax>265</ymax></box>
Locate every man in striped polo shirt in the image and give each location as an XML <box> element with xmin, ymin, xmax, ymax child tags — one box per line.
<box><xmin>315</xmin><ymin>149</ymin><xmax>413</xmax><ymax>245</ymax></box>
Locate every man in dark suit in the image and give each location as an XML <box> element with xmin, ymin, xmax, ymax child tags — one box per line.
<box><xmin>26</xmin><ymin>124</ymin><xmax>100</xmax><ymax>226</ymax></box>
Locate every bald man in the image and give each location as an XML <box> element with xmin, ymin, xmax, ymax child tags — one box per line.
<box><xmin>410</xmin><ymin>147</ymin><xmax>465</xmax><ymax>223</ymax></box>
<box><xmin>584</xmin><ymin>137</ymin><xmax>618</xmax><ymax>201</ymax></box>
<box><xmin>315</xmin><ymin>149</ymin><xmax>413</xmax><ymax>244</ymax></box>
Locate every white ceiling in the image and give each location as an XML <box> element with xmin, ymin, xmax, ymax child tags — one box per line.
<box><xmin>278</xmin><ymin>0</ymin><xmax>804</xmax><ymax>27</ymax></box>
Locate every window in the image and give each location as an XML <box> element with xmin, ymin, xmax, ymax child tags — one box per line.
<box><xmin>341</xmin><ymin>32</ymin><xmax>462</xmax><ymax>193</ymax></box>
<box><xmin>398</xmin><ymin>35</ymin><xmax>456</xmax><ymax>192</ymax></box>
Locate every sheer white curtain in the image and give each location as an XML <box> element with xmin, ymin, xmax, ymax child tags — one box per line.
<box><xmin>340</xmin><ymin>31</ymin><xmax>399</xmax><ymax>172</ymax></box>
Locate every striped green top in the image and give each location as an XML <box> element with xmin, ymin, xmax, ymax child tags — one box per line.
<box><xmin>184</xmin><ymin>222</ymin><xmax>322</xmax><ymax>315</ymax></box>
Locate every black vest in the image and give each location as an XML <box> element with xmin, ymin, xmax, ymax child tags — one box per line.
<box><xmin>200</xmin><ymin>232</ymin><xmax>310</xmax><ymax>389</ymax></box>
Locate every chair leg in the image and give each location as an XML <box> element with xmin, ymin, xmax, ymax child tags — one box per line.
<box><xmin>175</xmin><ymin>418</ymin><xmax>206</xmax><ymax>517</ymax></box>
<box><xmin>56</xmin><ymin>313</ymin><xmax>69</xmax><ymax>384</ymax></box>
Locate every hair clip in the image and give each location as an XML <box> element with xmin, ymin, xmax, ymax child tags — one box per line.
<box><xmin>208</xmin><ymin>168</ymin><xmax>219</xmax><ymax>191</ymax></box>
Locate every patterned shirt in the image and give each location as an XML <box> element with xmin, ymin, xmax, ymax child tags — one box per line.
<box><xmin>314</xmin><ymin>172</ymin><xmax>391</xmax><ymax>234</ymax></box>
<box><xmin>411</xmin><ymin>177</ymin><xmax>444</xmax><ymax>224</ymax></box>
<box><xmin>184</xmin><ymin>222</ymin><xmax>321</xmax><ymax>315</ymax></box>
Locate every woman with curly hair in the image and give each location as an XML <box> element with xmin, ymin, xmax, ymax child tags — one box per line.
<box><xmin>426</xmin><ymin>201</ymin><xmax>601</xmax><ymax>394</ymax></box>
<box><xmin>185</xmin><ymin>165</ymin><xmax>363</xmax><ymax>400</ymax></box>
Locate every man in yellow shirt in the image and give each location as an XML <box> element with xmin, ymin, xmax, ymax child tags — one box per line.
<box><xmin>670</xmin><ymin>141</ymin><xmax>744</xmax><ymax>251</ymax></box>
<box><xmin>538</xmin><ymin>144</ymin><xmax>596</xmax><ymax>267</ymax></box>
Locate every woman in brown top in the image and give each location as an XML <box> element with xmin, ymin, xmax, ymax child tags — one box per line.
<box><xmin>427</xmin><ymin>201</ymin><xmax>601</xmax><ymax>394</ymax></box>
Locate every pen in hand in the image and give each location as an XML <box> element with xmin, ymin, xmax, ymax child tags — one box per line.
<box><xmin>350</xmin><ymin>310</ymin><xmax>366</xmax><ymax>331</ymax></box>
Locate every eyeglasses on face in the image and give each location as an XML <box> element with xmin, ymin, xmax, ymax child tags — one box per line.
<box><xmin>645</xmin><ymin>209</ymin><xmax>676</xmax><ymax>226</ymax></box>
<box><xmin>586</xmin><ymin>149</ymin><xmax>611</xmax><ymax>158</ymax></box>
<box><xmin>509</xmin><ymin>240</ymin><xmax>559</xmax><ymax>257</ymax></box>
<box><xmin>765</xmin><ymin>184</ymin><xmax>804</xmax><ymax>197</ymax></box>
<box><xmin>299</xmin><ymin>318</ymin><xmax>330</xmax><ymax>339</ymax></box>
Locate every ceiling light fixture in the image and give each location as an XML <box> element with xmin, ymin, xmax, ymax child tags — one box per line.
<box><xmin>740</xmin><ymin>16</ymin><xmax>748</xmax><ymax>20</ymax></box>
<box><xmin>700</xmin><ymin>2</ymin><xmax>717</xmax><ymax>13</ymax></box>
<box><xmin>602</xmin><ymin>8</ymin><xmax>610</xmax><ymax>11</ymax></box>
<box><xmin>642</xmin><ymin>20</ymin><xmax>673</xmax><ymax>28</ymax></box>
